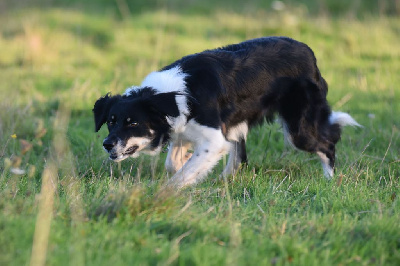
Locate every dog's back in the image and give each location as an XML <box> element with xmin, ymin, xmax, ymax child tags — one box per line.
<box><xmin>174</xmin><ymin>36</ymin><xmax>328</xmax><ymax>94</ymax></box>
<box><xmin>163</xmin><ymin>37</ymin><xmax>328</xmax><ymax>130</ymax></box>
<box><xmin>219</xmin><ymin>37</ymin><xmax>328</xmax><ymax>91</ymax></box>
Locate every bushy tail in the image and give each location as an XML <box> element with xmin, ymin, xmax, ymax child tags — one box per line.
<box><xmin>329</xmin><ymin>111</ymin><xmax>362</xmax><ymax>128</ymax></box>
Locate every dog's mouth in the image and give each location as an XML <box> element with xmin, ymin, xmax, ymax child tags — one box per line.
<box><xmin>108</xmin><ymin>145</ymin><xmax>139</xmax><ymax>161</ymax></box>
<box><xmin>124</xmin><ymin>145</ymin><xmax>139</xmax><ymax>155</ymax></box>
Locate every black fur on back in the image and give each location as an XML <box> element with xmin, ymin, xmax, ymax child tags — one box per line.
<box><xmin>163</xmin><ymin>37</ymin><xmax>328</xmax><ymax>133</ymax></box>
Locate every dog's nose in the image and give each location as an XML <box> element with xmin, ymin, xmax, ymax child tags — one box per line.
<box><xmin>103</xmin><ymin>138</ymin><xmax>116</xmax><ymax>152</ymax></box>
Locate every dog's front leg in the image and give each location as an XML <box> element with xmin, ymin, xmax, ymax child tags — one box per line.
<box><xmin>168</xmin><ymin>129</ymin><xmax>231</xmax><ymax>188</ymax></box>
<box><xmin>165</xmin><ymin>141</ymin><xmax>192</xmax><ymax>174</ymax></box>
<box><xmin>222</xmin><ymin>139</ymin><xmax>248</xmax><ymax>177</ymax></box>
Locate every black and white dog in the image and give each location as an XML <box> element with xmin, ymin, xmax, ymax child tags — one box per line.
<box><xmin>93</xmin><ymin>37</ymin><xmax>360</xmax><ymax>188</ymax></box>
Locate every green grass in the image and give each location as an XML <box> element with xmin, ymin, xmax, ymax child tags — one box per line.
<box><xmin>1</xmin><ymin>1</ymin><xmax>399</xmax><ymax>265</ymax></box>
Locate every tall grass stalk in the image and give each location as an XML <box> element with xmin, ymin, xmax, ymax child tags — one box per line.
<box><xmin>29</xmin><ymin>161</ymin><xmax>58</xmax><ymax>266</ymax></box>
<box><xmin>30</xmin><ymin>102</ymin><xmax>86</xmax><ymax>266</ymax></box>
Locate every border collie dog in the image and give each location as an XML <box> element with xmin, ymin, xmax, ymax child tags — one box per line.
<box><xmin>93</xmin><ymin>37</ymin><xmax>360</xmax><ymax>188</ymax></box>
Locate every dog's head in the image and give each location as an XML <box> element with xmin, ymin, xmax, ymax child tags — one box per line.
<box><xmin>93</xmin><ymin>89</ymin><xmax>180</xmax><ymax>161</ymax></box>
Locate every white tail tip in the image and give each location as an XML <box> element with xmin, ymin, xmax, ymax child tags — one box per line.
<box><xmin>329</xmin><ymin>111</ymin><xmax>362</xmax><ymax>128</ymax></box>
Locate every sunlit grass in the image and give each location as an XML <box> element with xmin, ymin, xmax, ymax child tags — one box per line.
<box><xmin>0</xmin><ymin>1</ymin><xmax>399</xmax><ymax>265</ymax></box>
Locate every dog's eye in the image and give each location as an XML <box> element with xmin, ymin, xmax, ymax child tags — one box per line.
<box><xmin>107</xmin><ymin>115</ymin><xmax>116</xmax><ymax>126</ymax></box>
<box><xmin>128</xmin><ymin>122</ymin><xmax>139</xmax><ymax>127</ymax></box>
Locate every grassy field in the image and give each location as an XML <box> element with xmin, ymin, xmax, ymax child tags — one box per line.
<box><xmin>0</xmin><ymin>0</ymin><xmax>399</xmax><ymax>265</ymax></box>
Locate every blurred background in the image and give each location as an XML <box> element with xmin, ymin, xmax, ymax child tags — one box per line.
<box><xmin>1</xmin><ymin>0</ymin><xmax>398</xmax><ymax>157</ymax></box>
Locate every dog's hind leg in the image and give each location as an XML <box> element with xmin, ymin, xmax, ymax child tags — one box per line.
<box><xmin>222</xmin><ymin>138</ymin><xmax>247</xmax><ymax>177</ymax></box>
<box><xmin>285</xmin><ymin>125</ymin><xmax>337</xmax><ymax>179</ymax></box>
<box><xmin>266</xmin><ymin>77</ymin><xmax>360</xmax><ymax>179</ymax></box>
<box><xmin>317</xmin><ymin>148</ymin><xmax>335</xmax><ymax>179</ymax></box>
<box><xmin>316</xmin><ymin>111</ymin><xmax>361</xmax><ymax>178</ymax></box>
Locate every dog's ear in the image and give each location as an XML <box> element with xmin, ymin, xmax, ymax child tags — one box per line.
<box><xmin>146</xmin><ymin>92</ymin><xmax>181</xmax><ymax>118</ymax></box>
<box><xmin>92</xmin><ymin>93</ymin><xmax>120</xmax><ymax>132</ymax></box>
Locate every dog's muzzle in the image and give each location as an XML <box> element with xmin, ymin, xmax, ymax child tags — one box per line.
<box><xmin>103</xmin><ymin>137</ymin><xmax>140</xmax><ymax>161</ymax></box>
<box><xmin>103</xmin><ymin>138</ymin><xmax>116</xmax><ymax>152</ymax></box>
